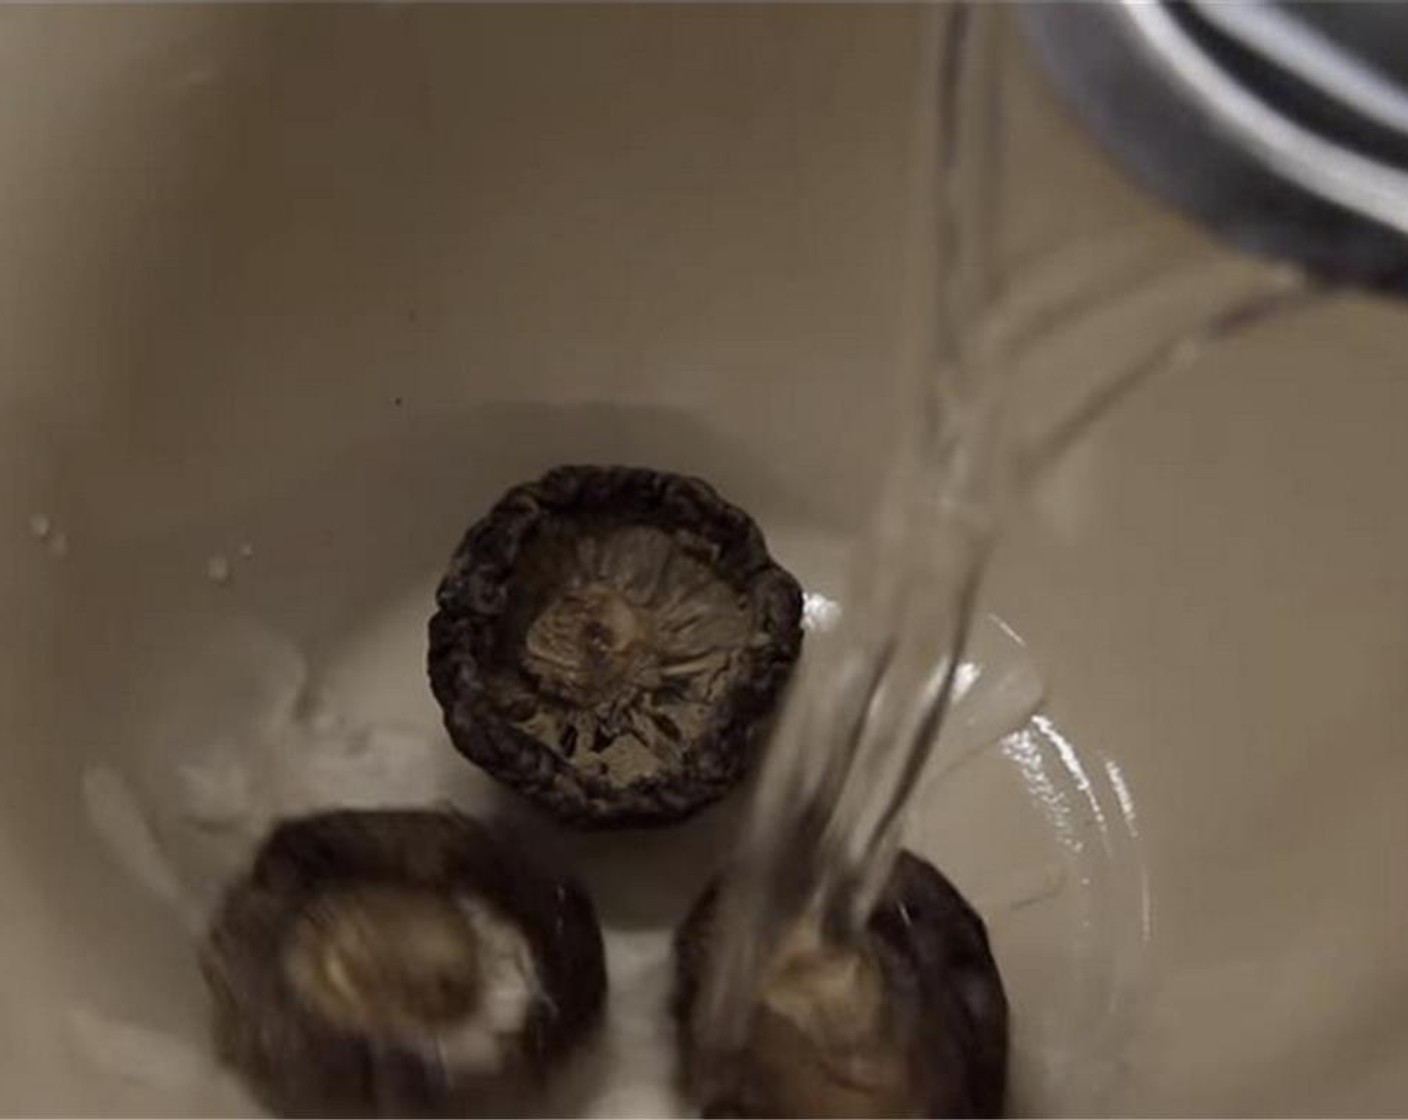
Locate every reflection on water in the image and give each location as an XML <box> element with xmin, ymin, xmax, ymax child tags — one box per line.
<box><xmin>800</xmin><ymin>589</ymin><xmax>842</xmax><ymax>633</ymax></box>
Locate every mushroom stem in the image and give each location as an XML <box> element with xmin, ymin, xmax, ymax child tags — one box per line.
<box><xmin>673</xmin><ymin>852</ymin><xmax>1009</xmax><ymax>1119</ymax></box>
<box><xmin>283</xmin><ymin>886</ymin><xmax>484</xmax><ymax>1035</ymax></box>
<box><xmin>744</xmin><ymin>928</ymin><xmax>919</xmax><ymax>1118</ymax></box>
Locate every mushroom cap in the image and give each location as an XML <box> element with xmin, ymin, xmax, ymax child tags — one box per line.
<box><xmin>202</xmin><ymin>810</ymin><xmax>605</xmax><ymax>1117</ymax></box>
<box><xmin>673</xmin><ymin>851</ymin><xmax>1009</xmax><ymax>1118</ymax></box>
<box><xmin>429</xmin><ymin>465</ymin><xmax>803</xmax><ymax>827</ymax></box>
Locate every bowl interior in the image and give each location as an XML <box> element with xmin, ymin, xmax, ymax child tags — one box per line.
<box><xmin>1</xmin><ymin>7</ymin><xmax>1406</xmax><ymax>1117</ymax></box>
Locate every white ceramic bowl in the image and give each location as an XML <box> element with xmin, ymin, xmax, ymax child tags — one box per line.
<box><xmin>1</xmin><ymin>8</ymin><xmax>1405</xmax><ymax>1116</ymax></box>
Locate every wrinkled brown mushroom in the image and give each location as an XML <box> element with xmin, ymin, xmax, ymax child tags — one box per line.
<box><xmin>429</xmin><ymin>465</ymin><xmax>803</xmax><ymax>827</ymax></box>
<box><xmin>673</xmin><ymin>851</ymin><xmax>1009</xmax><ymax>1118</ymax></box>
<box><xmin>201</xmin><ymin>810</ymin><xmax>605</xmax><ymax>1117</ymax></box>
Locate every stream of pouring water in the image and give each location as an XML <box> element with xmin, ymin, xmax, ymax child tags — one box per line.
<box><xmin>687</xmin><ymin>3</ymin><xmax>1327</xmax><ymax>1095</ymax></box>
<box><xmin>688</xmin><ymin>5</ymin><xmax>1011</xmax><ymax>1077</ymax></box>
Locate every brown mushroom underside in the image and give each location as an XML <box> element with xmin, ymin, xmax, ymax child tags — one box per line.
<box><xmin>672</xmin><ymin>850</ymin><xmax>1009</xmax><ymax>1118</ymax></box>
<box><xmin>202</xmin><ymin>810</ymin><xmax>606</xmax><ymax>1118</ymax></box>
<box><xmin>429</xmin><ymin>466</ymin><xmax>803</xmax><ymax>827</ymax></box>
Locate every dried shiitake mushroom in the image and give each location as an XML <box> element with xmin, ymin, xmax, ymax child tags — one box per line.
<box><xmin>201</xmin><ymin>809</ymin><xmax>605</xmax><ymax>1117</ymax></box>
<box><xmin>428</xmin><ymin>465</ymin><xmax>803</xmax><ymax>827</ymax></box>
<box><xmin>673</xmin><ymin>851</ymin><xmax>1008</xmax><ymax>1118</ymax></box>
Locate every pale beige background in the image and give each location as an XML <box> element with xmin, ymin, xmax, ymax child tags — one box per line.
<box><xmin>0</xmin><ymin>6</ymin><xmax>1404</xmax><ymax>1116</ymax></box>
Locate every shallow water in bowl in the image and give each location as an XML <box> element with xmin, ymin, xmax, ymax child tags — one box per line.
<box><xmin>73</xmin><ymin>519</ymin><xmax>1146</xmax><ymax>1117</ymax></box>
